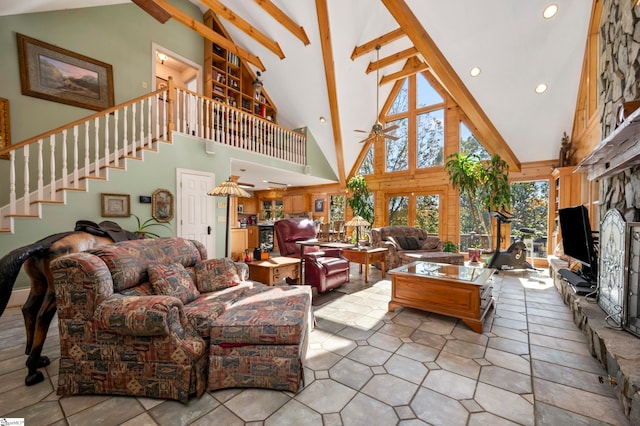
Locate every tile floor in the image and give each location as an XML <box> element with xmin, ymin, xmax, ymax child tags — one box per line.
<box><xmin>0</xmin><ymin>264</ymin><xmax>631</xmax><ymax>425</ymax></box>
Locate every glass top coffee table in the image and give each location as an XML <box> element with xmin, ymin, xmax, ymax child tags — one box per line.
<box><xmin>388</xmin><ymin>261</ymin><xmax>495</xmax><ymax>333</ymax></box>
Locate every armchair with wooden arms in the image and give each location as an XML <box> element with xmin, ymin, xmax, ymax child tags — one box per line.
<box><xmin>274</xmin><ymin>218</ymin><xmax>350</xmax><ymax>293</ymax></box>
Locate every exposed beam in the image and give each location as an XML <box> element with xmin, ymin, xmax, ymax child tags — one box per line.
<box><xmin>253</xmin><ymin>0</ymin><xmax>310</xmax><ymax>46</ymax></box>
<box><xmin>382</xmin><ymin>0</ymin><xmax>520</xmax><ymax>171</ymax></box>
<box><xmin>132</xmin><ymin>0</ymin><xmax>171</xmax><ymax>23</ymax></box>
<box><xmin>351</xmin><ymin>28</ymin><xmax>406</xmax><ymax>60</ymax></box>
<box><xmin>151</xmin><ymin>0</ymin><xmax>266</xmax><ymax>71</ymax></box>
<box><xmin>379</xmin><ymin>56</ymin><xmax>428</xmax><ymax>85</ymax></box>
<box><xmin>316</xmin><ymin>0</ymin><xmax>345</xmax><ymax>187</ymax></box>
<box><xmin>366</xmin><ymin>47</ymin><xmax>417</xmax><ymax>74</ymax></box>
<box><xmin>201</xmin><ymin>0</ymin><xmax>285</xmax><ymax>59</ymax></box>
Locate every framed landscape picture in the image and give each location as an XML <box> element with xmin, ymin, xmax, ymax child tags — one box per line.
<box><xmin>17</xmin><ymin>33</ymin><xmax>114</xmax><ymax>111</ymax></box>
<box><xmin>101</xmin><ymin>193</ymin><xmax>130</xmax><ymax>217</ymax></box>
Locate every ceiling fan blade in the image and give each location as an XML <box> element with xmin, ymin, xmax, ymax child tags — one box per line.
<box><xmin>384</xmin><ymin>134</ymin><xmax>399</xmax><ymax>140</ymax></box>
<box><xmin>383</xmin><ymin>124</ymin><xmax>399</xmax><ymax>133</ymax></box>
<box><xmin>359</xmin><ymin>134</ymin><xmax>375</xmax><ymax>144</ymax></box>
<box><xmin>354</xmin><ymin>129</ymin><xmax>369</xmax><ymax>133</ymax></box>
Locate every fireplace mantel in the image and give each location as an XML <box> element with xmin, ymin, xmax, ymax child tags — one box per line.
<box><xmin>576</xmin><ymin>106</ymin><xmax>640</xmax><ymax>181</ymax></box>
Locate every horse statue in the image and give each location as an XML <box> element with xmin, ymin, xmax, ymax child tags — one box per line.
<box><xmin>0</xmin><ymin>220</ymin><xmax>138</xmax><ymax>386</ymax></box>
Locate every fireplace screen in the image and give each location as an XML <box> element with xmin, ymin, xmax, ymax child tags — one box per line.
<box><xmin>598</xmin><ymin>209</ymin><xmax>626</xmax><ymax>326</ymax></box>
<box><xmin>624</xmin><ymin>222</ymin><xmax>640</xmax><ymax>337</ymax></box>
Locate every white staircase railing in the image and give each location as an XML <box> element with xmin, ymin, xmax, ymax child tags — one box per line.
<box><xmin>0</xmin><ymin>79</ymin><xmax>307</xmax><ymax>234</ymax></box>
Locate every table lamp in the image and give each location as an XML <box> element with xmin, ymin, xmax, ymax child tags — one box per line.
<box><xmin>207</xmin><ymin>177</ymin><xmax>251</xmax><ymax>257</ymax></box>
<box><xmin>345</xmin><ymin>216</ymin><xmax>370</xmax><ymax>248</ymax></box>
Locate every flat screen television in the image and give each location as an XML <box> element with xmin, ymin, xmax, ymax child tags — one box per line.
<box><xmin>558</xmin><ymin>205</ymin><xmax>597</xmax><ymax>280</ymax></box>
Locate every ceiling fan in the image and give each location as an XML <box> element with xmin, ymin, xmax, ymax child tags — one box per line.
<box><xmin>355</xmin><ymin>45</ymin><xmax>399</xmax><ymax>144</ymax></box>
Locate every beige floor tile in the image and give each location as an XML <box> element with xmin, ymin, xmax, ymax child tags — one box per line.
<box><xmin>531</xmin><ymin>359</ymin><xmax>616</xmax><ymax>397</ymax></box>
<box><xmin>295</xmin><ymin>379</ymin><xmax>356</xmax><ymax>413</ymax></box>
<box><xmin>434</xmin><ymin>350</ymin><xmax>481</xmax><ymax>379</ymax></box>
<box><xmin>362</xmin><ymin>374</ymin><xmax>418</xmax><ymax>406</ymax></box>
<box><xmin>329</xmin><ymin>357</ymin><xmax>373</xmax><ymax>390</ymax></box>
<box><xmin>479</xmin><ymin>365</ymin><xmax>532</xmax><ymax>394</ymax></box>
<box><xmin>411</xmin><ymin>387</ymin><xmax>470</xmax><ymax>426</ymax></box>
<box><xmin>423</xmin><ymin>369</ymin><xmax>477</xmax><ymax>400</ymax></box>
<box><xmin>223</xmin><ymin>389</ymin><xmax>290</xmax><ymax>422</ymax></box>
<box><xmin>346</xmin><ymin>345</ymin><xmax>392</xmax><ymax>366</ymax></box>
<box><xmin>265</xmin><ymin>399</ymin><xmax>324</xmax><ymax>426</ymax></box>
<box><xmin>384</xmin><ymin>353</ymin><xmax>428</xmax><ymax>384</ymax></box>
<box><xmin>483</xmin><ymin>347</ymin><xmax>531</xmax><ymax>375</ymax></box>
<box><xmin>67</xmin><ymin>396</ymin><xmax>145</xmax><ymax>426</ymax></box>
<box><xmin>442</xmin><ymin>338</ymin><xmax>486</xmax><ymax>359</ymax></box>
<box><xmin>487</xmin><ymin>336</ymin><xmax>530</xmax><ymax>355</ymax></box>
<box><xmin>474</xmin><ymin>382</ymin><xmax>534</xmax><ymax>426</ymax></box>
<box><xmin>340</xmin><ymin>393</ymin><xmax>398</xmax><ymax>425</ymax></box>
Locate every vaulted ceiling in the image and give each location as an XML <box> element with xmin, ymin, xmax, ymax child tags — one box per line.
<box><xmin>0</xmin><ymin>1</ymin><xmax>594</xmax><ymax>190</ymax></box>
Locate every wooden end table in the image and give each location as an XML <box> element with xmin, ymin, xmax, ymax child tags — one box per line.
<box><xmin>388</xmin><ymin>261</ymin><xmax>495</xmax><ymax>333</ymax></box>
<box><xmin>341</xmin><ymin>247</ymin><xmax>388</xmax><ymax>283</ymax></box>
<box><xmin>247</xmin><ymin>256</ymin><xmax>301</xmax><ymax>286</ymax></box>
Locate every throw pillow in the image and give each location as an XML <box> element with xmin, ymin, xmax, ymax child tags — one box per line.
<box><xmin>194</xmin><ymin>258</ymin><xmax>241</xmax><ymax>293</ymax></box>
<box><xmin>406</xmin><ymin>236</ymin><xmax>421</xmax><ymax>250</ymax></box>
<box><xmin>422</xmin><ymin>236</ymin><xmax>441</xmax><ymax>250</ymax></box>
<box><xmin>394</xmin><ymin>235</ymin><xmax>411</xmax><ymax>250</ymax></box>
<box><xmin>148</xmin><ymin>262</ymin><xmax>200</xmax><ymax>304</ymax></box>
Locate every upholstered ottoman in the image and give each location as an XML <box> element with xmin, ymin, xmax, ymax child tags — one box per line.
<box><xmin>208</xmin><ymin>285</ymin><xmax>311</xmax><ymax>392</ymax></box>
<box><xmin>401</xmin><ymin>251</ymin><xmax>465</xmax><ymax>265</ymax></box>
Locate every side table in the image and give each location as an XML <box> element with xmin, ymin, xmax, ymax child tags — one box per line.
<box><xmin>341</xmin><ymin>247</ymin><xmax>388</xmax><ymax>283</ymax></box>
<box><xmin>247</xmin><ymin>256</ymin><xmax>301</xmax><ymax>286</ymax></box>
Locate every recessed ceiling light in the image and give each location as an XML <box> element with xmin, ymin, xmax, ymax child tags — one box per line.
<box><xmin>535</xmin><ymin>83</ymin><xmax>548</xmax><ymax>94</ymax></box>
<box><xmin>543</xmin><ymin>4</ymin><xmax>558</xmax><ymax>19</ymax></box>
<box><xmin>319</xmin><ymin>116</ymin><xmax>326</xmax><ymax>123</ymax></box>
<box><xmin>470</xmin><ymin>67</ymin><xmax>481</xmax><ymax>77</ymax></box>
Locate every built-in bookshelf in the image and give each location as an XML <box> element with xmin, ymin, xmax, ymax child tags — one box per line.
<box><xmin>204</xmin><ymin>11</ymin><xmax>276</xmax><ymax>123</ymax></box>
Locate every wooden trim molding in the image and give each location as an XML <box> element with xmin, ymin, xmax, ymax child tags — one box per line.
<box><xmin>351</xmin><ymin>28</ymin><xmax>406</xmax><ymax>60</ymax></box>
<box><xmin>253</xmin><ymin>0</ymin><xmax>310</xmax><ymax>46</ymax></box>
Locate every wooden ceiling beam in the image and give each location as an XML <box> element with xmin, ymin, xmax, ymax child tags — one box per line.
<box><xmin>201</xmin><ymin>0</ymin><xmax>285</xmax><ymax>59</ymax></box>
<box><xmin>366</xmin><ymin>47</ymin><xmax>417</xmax><ymax>74</ymax></box>
<box><xmin>381</xmin><ymin>0</ymin><xmax>520</xmax><ymax>171</ymax></box>
<box><xmin>379</xmin><ymin>56</ymin><xmax>428</xmax><ymax>85</ymax></box>
<box><xmin>149</xmin><ymin>0</ymin><xmax>266</xmax><ymax>71</ymax></box>
<box><xmin>132</xmin><ymin>0</ymin><xmax>171</xmax><ymax>23</ymax></box>
<box><xmin>316</xmin><ymin>0</ymin><xmax>345</xmax><ymax>187</ymax></box>
<box><xmin>351</xmin><ymin>28</ymin><xmax>406</xmax><ymax>60</ymax></box>
<box><xmin>253</xmin><ymin>0</ymin><xmax>310</xmax><ymax>46</ymax></box>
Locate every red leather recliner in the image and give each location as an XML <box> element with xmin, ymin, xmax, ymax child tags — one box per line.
<box><xmin>274</xmin><ymin>218</ymin><xmax>350</xmax><ymax>293</ymax></box>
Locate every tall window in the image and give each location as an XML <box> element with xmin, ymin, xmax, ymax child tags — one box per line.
<box><xmin>417</xmin><ymin>109</ymin><xmax>444</xmax><ymax>168</ymax></box>
<box><xmin>386</xmin><ymin>118</ymin><xmax>408</xmax><ymax>172</ymax></box>
<box><xmin>330</xmin><ymin>195</ymin><xmax>345</xmax><ymax>222</ymax></box>
<box><xmin>416</xmin><ymin>194</ymin><xmax>439</xmax><ymax>235</ymax></box>
<box><xmin>460</xmin><ymin>122</ymin><xmax>490</xmax><ymax>160</ymax></box>
<box><xmin>510</xmin><ymin>180</ymin><xmax>549</xmax><ymax>258</ymax></box>
<box><xmin>381</xmin><ymin>74</ymin><xmax>445</xmax><ymax>174</ymax></box>
<box><xmin>458</xmin><ymin>122</ymin><xmax>492</xmax><ymax>251</ymax></box>
<box><xmin>358</xmin><ymin>145</ymin><xmax>374</xmax><ymax>175</ymax></box>
<box><xmin>388</xmin><ymin>196</ymin><xmax>408</xmax><ymax>225</ymax></box>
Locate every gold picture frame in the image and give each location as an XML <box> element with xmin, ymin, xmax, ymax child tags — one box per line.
<box><xmin>0</xmin><ymin>98</ymin><xmax>9</xmax><ymax>158</ymax></box>
<box><xmin>17</xmin><ymin>33</ymin><xmax>114</xmax><ymax>111</ymax></box>
<box><xmin>101</xmin><ymin>193</ymin><xmax>130</xmax><ymax>217</ymax></box>
<box><xmin>152</xmin><ymin>188</ymin><xmax>174</xmax><ymax>223</ymax></box>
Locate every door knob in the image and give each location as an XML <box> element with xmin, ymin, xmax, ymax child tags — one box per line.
<box><xmin>207</xmin><ymin>226</ymin><xmax>212</xmax><ymax>235</ymax></box>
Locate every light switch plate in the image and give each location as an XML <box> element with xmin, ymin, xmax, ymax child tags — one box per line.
<box><xmin>217</xmin><ymin>216</ymin><xmax>226</xmax><ymax>222</ymax></box>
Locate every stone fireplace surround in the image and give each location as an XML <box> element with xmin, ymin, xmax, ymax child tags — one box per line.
<box><xmin>547</xmin><ymin>3</ymin><xmax>640</xmax><ymax>420</ymax></box>
<box><xmin>550</xmin><ymin>259</ymin><xmax>640</xmax><ymax>420</ymax></box>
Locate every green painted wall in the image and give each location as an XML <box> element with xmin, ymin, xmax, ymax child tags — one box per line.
<box><xmin>0</xmin><ymin>0</ymin><xmax>203</xmax><ymax>143</ymax></box>
<box><xmin>0</xmin><ymin>1</ymin><xmax>338</xmax><ymax>293</ymax></box>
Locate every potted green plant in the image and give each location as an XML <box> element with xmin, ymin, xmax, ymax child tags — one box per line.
<box><xmin>445</xmin><ymin>152</ymin><xmax>510</xmax><ymax>251</ymax></box>
<box><xmin>442</xmin><ymin>241</ymin><xmax>458</xmax><ymax>253</ymax></box>
<box><xmin>132</xmin><ymin>214</ymin><xmax>172</xmax><ymax>238</ymax></box>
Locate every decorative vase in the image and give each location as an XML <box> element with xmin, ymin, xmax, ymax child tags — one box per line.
<box><xmin>468</xmin><ymin>248</ymin><xmax>483</xmax><ymax>263</ymax></box>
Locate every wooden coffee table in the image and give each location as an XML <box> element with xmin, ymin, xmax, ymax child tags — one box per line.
<box><xmin>341</xmin><ymin>247</ymin><xmax>388</xmax><ymax>283</ymax></box>
<box><xmin>388</xmin><ymin>261</ymin><xmax>495</xmax><ymax>333</ymax></box>
<box><xmin>247</xmin><ymin>256</ymin><xmax>301</xmax><ymax>286</ymax></box>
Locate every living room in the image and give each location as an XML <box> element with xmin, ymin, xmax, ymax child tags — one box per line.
<box><xmin>1</xmin><ymin>0</ymin><xmax>639</xmax><ymax>424</ymax></box>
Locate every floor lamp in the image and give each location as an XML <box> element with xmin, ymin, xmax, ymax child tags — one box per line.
<box><xmin>207</xmin><ymin>177</ymin><xmax>251</xmax><ymax>257</ymax></box>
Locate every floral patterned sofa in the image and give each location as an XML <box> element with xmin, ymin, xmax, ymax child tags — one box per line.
<box><xmin>371</xmin><ymin>226</ymin><xmax>464</xmax><ymax>270</ymax></box>
<box><xmin>51</xmin><ymin>237</ymin><xmax>311</xmax><ymax>402</ymax></box>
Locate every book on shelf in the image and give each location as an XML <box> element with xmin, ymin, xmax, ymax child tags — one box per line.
<box><xmin>213</xmin><ymin>85</ymin><xmax>224</xmax><ymax>95</ymax></box>
<box><xmin>227</xmin><ymin>52</ymin><xmax>240</xmax><ymax>67</ymax></box>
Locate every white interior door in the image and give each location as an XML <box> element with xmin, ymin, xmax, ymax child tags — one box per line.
<box><xmin>177</xmin><ymin>169</ymin><xmax>216</xmax><ymax>257</ymax></box>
